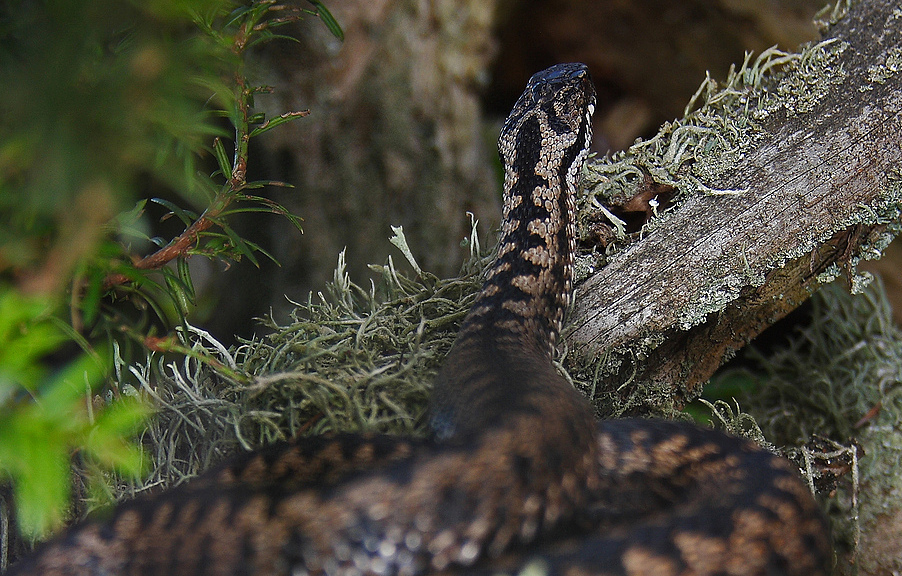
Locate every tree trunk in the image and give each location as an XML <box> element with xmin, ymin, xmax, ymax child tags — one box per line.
<box><xmin>254</xmin><ymin>0</ymin><xmax>501</xmax><ymax>308</ymax></box>
<box><xmin>567</xmin><ymin>0</ymin><xmax>902</xmax><ymax>414</ymax></box>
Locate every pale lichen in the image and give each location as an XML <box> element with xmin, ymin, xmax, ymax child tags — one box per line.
<box><xmin>104</xmin><ymin>224</ymin><xmax>491</xmax><ymax>494</ymax></box>
<box><xmin>572</xmin><ymin>25</ymin><xmax>902</xmax><ymax>412</ymax></box>
<box><xmin>579</xmin><ymin>37</ymin><xmax>849</xmax><ymax>245</ymax></box>
<box><xmin>866</xmin><ymin>46</ymin><xmax>902</xmax><ymax>86</ymax></box>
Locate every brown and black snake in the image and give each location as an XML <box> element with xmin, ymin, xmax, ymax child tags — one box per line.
<box><xmin>8</xmin><ymin>63</ymin><xmax>831</xmax><ymax>576</ymax></box>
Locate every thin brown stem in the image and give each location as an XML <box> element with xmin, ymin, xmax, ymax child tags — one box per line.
<box><xmin>104</xmin><ymin>13</ymin><xmax>259</xmax><ymax>290</ymax></box>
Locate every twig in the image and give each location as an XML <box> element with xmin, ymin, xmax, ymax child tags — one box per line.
<box><xmin>103</xmin><ymin>13</ymin><xmax>261</xmax><ymax>290</ymax></box>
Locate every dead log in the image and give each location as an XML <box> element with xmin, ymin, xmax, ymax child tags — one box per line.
<box><xmin>567</xmin><ymin>0</ymin><xmax>902</xmax><ymax>415</ymax></box>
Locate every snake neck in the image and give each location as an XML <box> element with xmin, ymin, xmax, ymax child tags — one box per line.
<box><xmin>430</xmin><ymin>63</ymin><xmax>596</xmax><ymax>441</ymax></box>
<box><xmin>457</xmin><ymin>117</ymin><xmax>586</xmax><ymax>355</ymax></box>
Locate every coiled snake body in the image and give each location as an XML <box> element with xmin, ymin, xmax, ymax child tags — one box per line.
<box><xmin>10</xmin><ymin>64</ymin><xmax>831</xmax><ymax>576</ymax></box>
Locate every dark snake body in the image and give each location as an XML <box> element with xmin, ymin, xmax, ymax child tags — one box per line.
<box><xmin>8</xmin><ymin>64</ymin><xmax>831</xmax><ymax>576</ymax></box>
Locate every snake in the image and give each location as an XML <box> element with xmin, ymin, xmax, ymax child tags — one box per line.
<box><xmin>8</xmin><ymin>63</ymin><xmax>831</xmax><ymax>576</ymax></box>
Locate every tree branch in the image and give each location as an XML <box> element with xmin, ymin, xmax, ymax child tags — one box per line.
<box><xmin>567</xmin><ymin>0</ymin><xmax>902</xmax><ymax>414</ymax></box>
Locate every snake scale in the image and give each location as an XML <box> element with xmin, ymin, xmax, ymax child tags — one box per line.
<box><xmin>9</xmin><ymin>63</ymin><xmax>831</xmax><ymax>576</ymax></box>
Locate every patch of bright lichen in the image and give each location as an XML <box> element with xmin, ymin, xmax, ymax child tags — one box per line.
<box><xmin>866</xmin><ymin>45</ymin><xmax>902</xmax><ymax>86</ymax></box>
<box><xmin>116</xmin><ymin>223</ymin><xmax>490</xmax><ymax>492</ymax></box>
<box><xmin>569</xmin><ymin>30</ymin><xmax>902</xmax><ymax>423</ymax></box>
<box><xmin>576</xmin><ymin>38</ymin><xmax>849</xmax><ymax>272</ymax></box>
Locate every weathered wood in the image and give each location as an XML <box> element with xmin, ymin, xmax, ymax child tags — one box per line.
<box><xmin>567</xmin><ymin>0</ymin><xmax>902</xmax><ymax>413</ymax></box>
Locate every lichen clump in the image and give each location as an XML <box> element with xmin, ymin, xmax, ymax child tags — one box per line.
<box><xmin>123</xmin><ymin>227</ymin><xmax>490</xmax><ymax>490</ymax></box>
<box><xmin>577</xmin><ymin>38</ymin><xmax>849</xmax><ymax>269</ymax></box>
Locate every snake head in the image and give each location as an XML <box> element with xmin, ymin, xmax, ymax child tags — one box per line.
<box><xmin>501</xmin><ymin>62</ymin><xmax>596</xmax><ymax>149</ymax></box>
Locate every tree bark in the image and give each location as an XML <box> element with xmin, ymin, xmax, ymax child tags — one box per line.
<box><xmin>567</xmin><ymin>0</ymin><xmax>902</xmax><ymax>413</ymax></box>
<box><xmin>255</xmin><ymin>0</ymin><xmax>501</xmax><ymax>304</ymax></box>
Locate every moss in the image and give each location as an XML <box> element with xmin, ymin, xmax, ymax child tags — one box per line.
<box><xmin>735</xmin><ymin>281</ymin><xmax>902</xmax><ymax>443</ymax></box>
<box><xmin>570</xmin><ymin>41</ymin><xmax>855</xmax><ymax>402</ymax></box>
<box><xmin>569</xmin><ymin>25</ymin><xmax>902</xmax><ymax>419</ymax></box>
<box><xmin>865</xmin><ymin>43</ymin><xmax>902</xmax><ymax>87</ymax></box>
<box><xmin>111</xmin><ymin>223</ymin><xmax>490</xmax><ymax>491</ymax></box>
<box><xmin>577</xmin><ymin>38</ymin><xmax>851</xmax><ymax>275</ymax></box>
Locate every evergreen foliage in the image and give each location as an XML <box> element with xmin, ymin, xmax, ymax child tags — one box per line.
<box><xmin>0</xmin><ymin>0</ymin><xmax>341</xmax><ymax>545</ymax></box>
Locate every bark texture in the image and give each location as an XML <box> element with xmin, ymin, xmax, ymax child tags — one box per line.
<box><xmin>253</xmin><ymin>0</ymin><xmax>501</xmax><ymax>308</ymax></box>
<box><xmin>567</xmin><ymin>0</ymin><xmax>902</xmax><ymax>411</ymax></box>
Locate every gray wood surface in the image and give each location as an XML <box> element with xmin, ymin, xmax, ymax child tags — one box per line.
<box><xmin>567</xmin><ymin>0</ymin><xmax>902</xmax><ymax>410</ymax></box>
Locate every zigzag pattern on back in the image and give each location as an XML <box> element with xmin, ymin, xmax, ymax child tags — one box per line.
<box><xmin>456</xmin><ymin>64</ymin><xmax>596</xmax><ymax>354</ymax></box>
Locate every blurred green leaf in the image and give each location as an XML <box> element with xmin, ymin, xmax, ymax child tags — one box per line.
<box><xmin>83</xmin><ymin>395</ymin><xmax>149</xmax><ymax>477</ymax></box>
<box><xmin>85</xmin><ymin>282</ymin><xmax>105</xmax><ymax>328</ymax></box>
<box><xmin>150</xmin><ymin>198</ymin><xmax>199</xmax><ymax>227</ymax></box>
<box><xmin>0</xmin><ymin>289</ymin><xmax>149</xmax><ymax>536</ymax></box>
<box><xmin>211</xmin><ymin>137</ymin><xmax>232</xmax><ymax>179</ymax></box>
<box><xmin>0</xmin><ymin>0</ymin><xmax>341</xmax><ymax>543</ymax></box>
<box><xmin>0</xmin><ymin>423</ymin><xmax>71</xmax><ymax>538</ymax></box>
<box><xmin>308</xmin><ymin>0</ymin><xmax>344</xmax><ymax>41</ymax></box>
<box><xmin>0</xmin><ymin>292</ymin><xmax>67</xmax><ymax>392</ymax></box>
